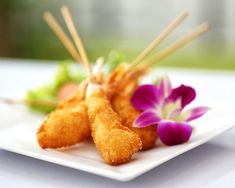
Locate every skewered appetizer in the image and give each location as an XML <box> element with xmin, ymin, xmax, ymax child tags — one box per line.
<box><xmin>38</xmin><ymin>6</ymin><xmax>209</xmax><ymax>165</ymax></box>
<box><xmin>0</xmin><ymin>6</ymin><xmax>210</xmax><ymax>165</ymax></box>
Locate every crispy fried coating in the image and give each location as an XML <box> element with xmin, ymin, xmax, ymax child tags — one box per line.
<box><xmin>106</xmin><ymin>63</ymin><xmax>157</xmax><ymax>150</ymax></box>
<box><xmin>86</xmin><ymin>85</ymin><xmax>142</xmax><ymax>165</ymax></box>
<box><xmin>112</xmin><ymin>94</ymin><xmax>158</xmax><ymax>150</ymax></box>
<box><xmin>37</xmin><ymin>101</ymin><xmax>90</xmax><ymax>149</ymax></box>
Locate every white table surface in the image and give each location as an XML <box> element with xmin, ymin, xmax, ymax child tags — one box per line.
<box><xmin>0</xmin><ymin>58</ymin><xmax>235</xmax><ymax>188</ymax></box>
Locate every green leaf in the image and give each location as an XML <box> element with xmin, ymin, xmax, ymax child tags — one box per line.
<box><xmin>24</xmin><ymin>85</ymin><xmax>57</xmax><ymax>113</ymax></box>
<box><xmin>105</xmin><ymin>51</ymin><xmax>125</xmax><ymax>74</ymax></box>
<box><xmin>24</xmin><ymin>60</ymin><xmax>86</xmax><ymax>114</ymax></box>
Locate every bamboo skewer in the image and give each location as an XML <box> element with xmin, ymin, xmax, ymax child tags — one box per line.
<box><xmin>113</xmin><ymin>11</ymin><xmax>189</xmax><ymax>91</ymax></box>
<box><xmin>142</xmin><ymin>22</ymin><xmax>210</xmax><ymax>69</ymax></box>
<box><xmin>116</xmin><ymin>23</ymin><xmax>210</xmax><ymax>92</ymax></box>
<box><xmin>25</xmin><ymin>99</ymin><xmax>57</xmax><ymax>107</ymax></box>
<box><xmin>127</xmin><ymin>11</ymin><xmax>189</xmax><ymax>73</ymax></box>
<box><xmin>61</xmin><ymin>6</ymin><xmax>93</xmax><ymax>81</ymax></box>
<box><xmin>0</xmin><ymin>97</ymin><xmax>57</xmax><ymax>107</ymax></box>
<box><xmin>43</xmin><ymin>12</ymin><xmax>81</xmax><ymax>62</ymax></box>
<box><xmin>43</xmin><ymin>6</ymin><xmax>210</xmax><ymax>98</ymax></box>
<box><xmin>0</xmin><ymin>98</ymin><xmax>23</xmax><ymax>105</ymax></box>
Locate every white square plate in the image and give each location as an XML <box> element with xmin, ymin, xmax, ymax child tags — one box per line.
<box><xmin>0</xmin><ymin>67</ymin><xmax>235</xmax><ymax>181</ymax></box>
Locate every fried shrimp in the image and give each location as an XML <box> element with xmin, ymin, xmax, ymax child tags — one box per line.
<box><xmin>112</xmin><ymin>94</ymin><xmax>158</xmax><ymax>150</ymax></box>
<box><xmin>37</xmin><ymin>101</ymin><xmax>90</xmax><ymax>149</ymax></box>
<box><xmin>107</xmin><ymin>64</ymin><xmax>158</xmax><ymax>150</ymax></box>
<box><xmin>86</xmin><ymin>84</ymin><xmax>142</xmax><ymax>165</ymax></box>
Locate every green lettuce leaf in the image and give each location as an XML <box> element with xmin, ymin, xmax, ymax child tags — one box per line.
<box><xmin>105</xmin><ymin>51</ymin><xmax>125</xmax><ymax>74</ymax></box>
<box><xmin>25</xmin><ymin>60</ymin><xmax>86</xmax><ymax>113</ymax></box>
<box><xmin>25</xmin><ymin>85</ymin><xmax>57</xmax><ymax>113</ymax></box>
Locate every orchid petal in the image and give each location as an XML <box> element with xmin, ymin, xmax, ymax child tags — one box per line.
<box><xmin>157</xmin><ymin>121</ymin><xmax>193</xmax><ymax>145</ymax></box>
<box><xmin>167</xmin><ymin>85</ymin><xmax>196</xmax><ymax>109</ymax></box>
<box><xmin>134</xmin><ymin>110</ymin><xmax>161</xmax><ymax>128</ymax></box>
<box><xmin>131</xmin><ymin>84</ymin><xmax>159</xmax><ymax>111</ymax></box>
<box><xmin>183</xmin><ymin>106</ymin><xmax>210</xmax><ymax>122</ymax></box>
<box><xmin>159</xmin><ymin>75</ymin><xmax>172</xmax><ymax>100</ymax></box>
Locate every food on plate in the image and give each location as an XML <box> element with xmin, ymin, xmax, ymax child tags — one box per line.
<box><xmin>37</xmin><ymin>6</ymin><xmax>209</xmax><ymax>165</ymax></box>
<box><xmin>106</xmin><ymin>63</ymin><xmax>157</xmax><ymax>150</ymax></box>
<box><xmin>1</xmin><ymin>6</ymin><xmax>210</xmax><ymax>165</ymax></box>
<box><xmin>37</xmin><ymin>101</ymin><xmax>90</xmax><ymax>148</ymax></box>
<box><xmin>112</xmin><ymin>94</ymin><xmax>158</xmax><ymax>150</ymax></box>
<box><xmin>86</xmin><ymin>84</ymin><xmax>142</xmax><ymax>164</ymax></box>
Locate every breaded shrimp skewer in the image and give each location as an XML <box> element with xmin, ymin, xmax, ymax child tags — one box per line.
<box><xmin>37</xmin><ymin>7</ymin><xmax>93</xmax><ymax>149</ymax></box>
<box><xmin>106</xmin><ymin>63</ymin><xmax>158</xmax><ymax>150</ymax></box>
<box><xmin>37</xmin><ymin>101</ymin><xmax>90</xmax><ymax>149</ymax></box>
<box><xmin>37</xmin><ymin>80</ymin><xmax>90</xmax><ymax>149</ymax></box>
<box><xmin>86</xmin><ymin>83</ymin><xmax>142</xmax><ymax>165</ymax></box>
<box><xmin>112</xmin><ymin>94</ymin><xmax>157</xmax><ymax>150</ymax></box>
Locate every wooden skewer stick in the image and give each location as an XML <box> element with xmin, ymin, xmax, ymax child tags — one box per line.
<box><xmin>116</xmin><ymin>23</ymin><xmax>210</xmax><ymax>93</ymax></box>
<box><xmin>127</xmin><ymin>11</ymin><xmax>189</xmax><ymax>72</ymax></box>
<box><xmin>113</xmin><ymin>68</ymin><xmax>147</xmax><ymax>94</ymax></box>
<box><xmin>61</xmin><ymin>6</ymin><xmax>93</xmax><ymax>80</ymax></box>
<box><xmin>142</xmin><ymin>22</ymin><xmax>210</xmax><ymax>69</ymax></box>
<box><xmin>25</xmin><ymin>100</ymin><xmax>57</xmax><ymax>107</ymax></box>
<box><xmin>43</xmin><ymin>12</ymin><xmax>81</xmax><ymax>63</ymax></box>
<box><xmin>113</xmin><ymin>11</ymin><xmax>188</xmax><ymax>91</ymax></box>
<box><xmin>0</xmin><ymin>97</ymin><xmax>57</xmax><ymax>107</ymax></box>
<box><xmin>0</xmin><ymin>98</ymin><xmax>22</xmax><ymax>105</ymax></box>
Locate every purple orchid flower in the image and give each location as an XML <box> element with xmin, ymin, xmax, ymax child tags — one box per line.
<box><xmin>131</xmin><ymin>75</ymin><xmax>209</xmax><ymax>146</ymax></box>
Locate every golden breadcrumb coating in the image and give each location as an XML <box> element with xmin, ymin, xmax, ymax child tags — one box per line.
<box><xmin>112</xmin><ymin>94</ymin><xmax>158</xmax><ymax>150</ymax></box>
<box><xmin>86</xmin><ymin>86</ymin><xmax>142</xmax><ymax>165</ymax></box>
<box><xmin>37</xmin><ymin>102</ymin><xmax>90</xmax><ymax>149</ymax></box>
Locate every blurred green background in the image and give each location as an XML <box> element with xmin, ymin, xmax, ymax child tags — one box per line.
<box><xmin>0</xmin><ymin>0</ymin><xmax>235</xmax><ymax>70</ymax></box>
